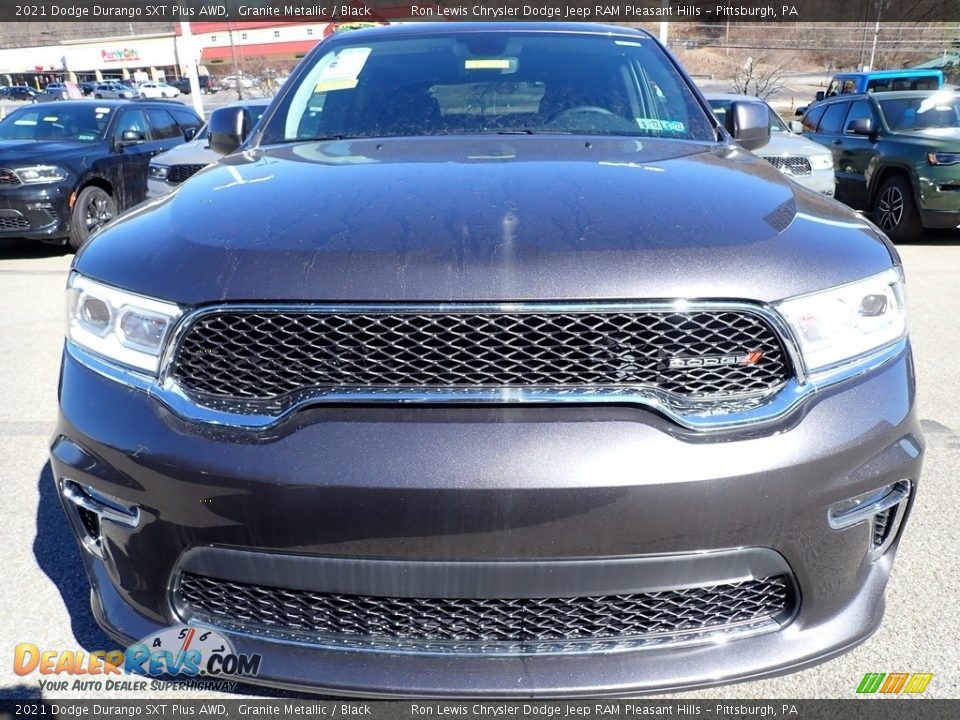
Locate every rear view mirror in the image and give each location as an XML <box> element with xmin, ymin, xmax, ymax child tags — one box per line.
<box><xmin>725</xmin><ymin>101</ymin><xmax>771</xmax><ymax>151</ymax></box>
<box><xmin>208</xmin><ymin>106</ymin><xmax>251</xmax><ymax>155</ymax></box>
<box><xmin>118</xmin><ymin>129</ymin><xmax>145</xmax><ymax>145</ymax></box>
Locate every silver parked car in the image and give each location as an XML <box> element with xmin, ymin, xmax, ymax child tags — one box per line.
<box><xmin>707</xmin><ymin>93</ymin><xmax>835</xmax><ymax>196</ymax></box>
<box><xmin>146</xmin><ymin>100</ymin><xmax>270</xmax><ymax>199</ymax></box>
<box><xmin>93</xmin><ymin>82</ymin><xmax>137</xmax><ymax>100</ymax></box>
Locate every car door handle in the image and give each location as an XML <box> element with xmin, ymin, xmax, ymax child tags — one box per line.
<box><xmin>832</xmin><ymin>139</ymin><xmax>843</xmax><ymax>145</ymax></box>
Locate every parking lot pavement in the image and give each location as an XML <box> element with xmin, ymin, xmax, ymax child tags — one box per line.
<box><xmin>0</xmin><ymin>233</ymin><xmax>958</xmax><ymax>700</ymax></box>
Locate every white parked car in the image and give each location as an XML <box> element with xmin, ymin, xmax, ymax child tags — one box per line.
<box><xmin>138</xmin><ymin>81</ymin><xmax>181</xmax><ymax>99</ymax></box>
<box><xmin>93</xmin><ymin>82</ymin><xmax>137</xmax><ymax>99</ymax></box>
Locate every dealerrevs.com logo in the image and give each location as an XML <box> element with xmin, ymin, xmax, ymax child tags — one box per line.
<box><xmin>13</xmin><ymin>626</ymin><xmax>261</xmax><ymax>692</ymax></box>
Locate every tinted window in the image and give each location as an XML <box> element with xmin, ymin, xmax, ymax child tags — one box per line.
<box><xmin>0</xmin><ymin>105</ymin><xmax>110</xmax><ymax>142</ymax></box>
<box><xmin>114</xmin><ymin>109</ymin><xmax>149</xmax><ymax>140</ymax></box>
<box><xmin>817</xmin><ymin>102</ymin><xmax>849</xmax><ymax>134</ymax></box>
<box><xmin>145</xmin><ymin>108</ymin><xmax>182</xmax><ymax>139</ymax></box>
<box><xmin>269</xmin><ymin>32</ymin><xmax>716</xmax><ymax>142</ymax></box>
<box><xmin>844</xmin><ymin>100</ymin><xmax>875</xmax><ymax>133</ymax></box>
<box><xmin>169</xmin><ymin>107</ymin><xmax>203</xmax><ymax>132</ymax></box>
<box><xmin>878</xmin><ymin>94</ymin><xmax>960</xmax><ymax>131</ymax></box>
<box><xmin>825</xmin><ymin>79</ymin><xmax>840</xmax><ymax>98</ymax></box>
<box><xmin>802</xmin><ymin>104</ymin><xmax>827</xmax><ymax>132</ymax></box>
<box><xmin>866</xmin><ymin>78</ymin><xmax>892</xmax><ymax>93</ymax></box>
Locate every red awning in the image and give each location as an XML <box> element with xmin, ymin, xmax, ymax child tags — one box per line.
<box><xmin>201</xmin><ymin>40</ymin><xmax>319</xmax><ymax>61</ymax></box>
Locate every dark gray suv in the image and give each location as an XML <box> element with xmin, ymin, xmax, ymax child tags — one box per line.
<box><xmin>54</xmin><ymin>23</ymin><xmax>922</xmax><ymax>697</ymax></box>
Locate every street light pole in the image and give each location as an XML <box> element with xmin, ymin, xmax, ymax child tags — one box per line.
<box><xmin>179</xmin><ymin>21</ymin><xmax>203</xmax><ymax>118</ymax></box>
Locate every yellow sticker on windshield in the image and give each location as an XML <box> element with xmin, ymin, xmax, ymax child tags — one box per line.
<box><xmin>465</xmin><ymin>59</ymin><xmax>512</xmax><ymax>70</ymax></box>
<box><xmin>314</xmin><ymin>78</ymin><xmax>359</xmax><ymax>93</ymax></box>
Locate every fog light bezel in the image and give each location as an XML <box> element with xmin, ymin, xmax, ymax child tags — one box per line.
<box><xmin>828</xmin><ymin>480</ymin><xmax>911</xmax><ymax>561</ymax></box>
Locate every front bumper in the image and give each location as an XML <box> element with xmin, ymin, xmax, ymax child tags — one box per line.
<box><xmin>0</xmin><ymin>182</ymin><xmax>71</xmax><ymax>239</ymax></box>
<box><xmin>52</xmin><ymin>346</ymin><xmax>922</xmax><ymax>697</ymax></box>
<box><xmin>793</xmin><ymin>167</ymin><xmax>835</xmax><ymax>197</ymax></box>
<box><xmin>146</xmin><ymin>177</ymin><xmax>174</xmax><ymax>200</ymax></box>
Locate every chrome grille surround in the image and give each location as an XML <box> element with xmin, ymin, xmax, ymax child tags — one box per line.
<box><xmin>174</xmin><ymin>572</ymin><xmax>797</xmax><ymax>656</ymax></box>
<box><xmin>160</xmin><ymin>301</ymin><xmax>798</xmax><ymax>427</ymax></box>
<box><xmin>0</xmin><ymin>169</ymin><xmax>22</xmax><ymax>186</ymax></box>
<box><xmin>761</xmin><ymin>155</ymin><xmax>813</xmax><ymax>177</ymax></box>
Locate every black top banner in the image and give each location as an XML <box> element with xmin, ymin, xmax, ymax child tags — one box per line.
<box><xmin>4</xmin><ymin>0</ymin><xmax>960</xmax><ymax>24</ymax></box>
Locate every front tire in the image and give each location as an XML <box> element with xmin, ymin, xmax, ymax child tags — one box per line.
<box><xmin>874</xmin><ymin>176</ymin><xmax>922</xmax><ymax>243</ymax></box>
<box><xmin>69</xmin><ymin>186</ymin><xmax>117</xmax><ymax>250</ymax></box>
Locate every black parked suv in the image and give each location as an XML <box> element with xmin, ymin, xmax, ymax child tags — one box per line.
<box><xmin>0</xmin><ymin>100</ymin><xmax>202</xmax><ymax>248</ymax></box>
<box><xmin>55</xmin><ymin>24</ymin><xmax>921</xmax><ymax>696</ymax></box>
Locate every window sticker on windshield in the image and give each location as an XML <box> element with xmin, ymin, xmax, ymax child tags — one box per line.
<box><xmin>43</xmin><ymin>116</ymin><xmax>59</xmax><ymax>122</ymax></box>
<box><xmin>95</xmin><ymin>107</ymin><xmax>111</xmax><ymax>114</ymax></box>
<box><xmin>636</xmin><ymin>118</ymin><xmax>686</xmax><ymax>133</ymax></box>
<box><xmin>465</xmin><ymin>59</ymin><xmax>515</xmax><ymax>71</ymax></box>
<box><xmin>314</xmin><ymin>47</ymin><xmax>371</xmax><ymax>93</ymax></box>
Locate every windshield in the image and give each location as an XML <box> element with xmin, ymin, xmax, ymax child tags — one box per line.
<box><xmin>708</xmin><ymin>99</ymin><xmax>789</xmax><ymax>133</ymax></box>
<box><xmin>267</xmin><ymin>31</ymin><xmax>715</xmax><ymax>142</ymax></box>
<box><xmin>0</xmin><ymin>105</ymin><xmax>108</xmax><ymax>142</ymax></box>
<box><xmin>878</xmin><ymin>93</ymin><xmax>960</xmax><ymax>131</ymax></box>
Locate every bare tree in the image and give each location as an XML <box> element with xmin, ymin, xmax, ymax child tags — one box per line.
<box><xmin>729</xmin><ymin>55</ymin><xmax>787</xmax><ymax>99</ymax></box>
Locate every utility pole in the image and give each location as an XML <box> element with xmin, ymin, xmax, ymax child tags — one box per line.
<box><xmin>868</xmin><ymin>0</ymin><xmax>885</xmax><ymax>71</ymax></box>
<box><xmin>179</xmin><ymin>21</ymin><xmax>203</xmax><ymax>117</ymax></box>
<box><xmin>228</xmin><ymin>22</ymin><xmax>243</xmax><ymax>100</ymax></box>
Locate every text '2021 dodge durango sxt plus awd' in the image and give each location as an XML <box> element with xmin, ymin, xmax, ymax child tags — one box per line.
<box><xmin>54</xmin><ymin>24</ymin><xmax>923</xmax><ymax>696</ymax></box>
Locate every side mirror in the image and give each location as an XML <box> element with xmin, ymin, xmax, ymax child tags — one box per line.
<box><xmin>788</xmin><ymin>120</ymin><xmax>804</xmax><ymax>134</ymax></box>
<box><xmin>184</xmin><ymin>127</ymin><xmax>197</xmax><ymax>141</ymax></box>
<box><xmin>208</xmin><ymin>106</ymin><xmax>251</xmax><ymax>155</ymax></box>
<box><xmin>725</xmin><ymin>101</ymin><xmax>771</xmax><ymax>151</ymax></box>
<box><xmin>815</xmin><ymin>91</ymin><xmax>825</xmax><ymax>101</ymax></box>
<box><xmin>118</xmin><ymin>129</ymin><xmax>145</xmax><ymax>145</ymax></box>
<box><xmin>848</xmin><ymin>117</ymin><xmax>874</xmax><ymax>136</ymax></box>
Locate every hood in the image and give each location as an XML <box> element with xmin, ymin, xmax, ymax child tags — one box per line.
<box><xmin>76</xmin><ymin>135</ymin><xmax>897</xmax><ymax>305</ymax></box>
<box><xmin>152</xmin><ymin>138</ymin><xmax>217</xmax><ymax>166</ymax></box>
<box><xmin>0</xmin><ymin>140</ymin><xmax>94</xmax><ymax>165</ymax></box>
<box><xmin>893</xmin><ymin>127</ymin><xmax>960</xmax><ymax>145</ymax></box>
<box><xmin>759</xmin><ymin>132</ymin><xmax>832</xmax><ymax>158</ymax></box>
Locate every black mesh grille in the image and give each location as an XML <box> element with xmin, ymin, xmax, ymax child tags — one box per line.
<box><xmin>873</xmin><ymin>508</ymin><xmax>894</xmax><ymax>548</ymax></box>
<box><xmin>761</xmin><ymin>156</ymin><xmax>813</xmax><ymax>177</ymax></box>
<box><xmin>167</xmin><ymin>164</ymin><xmax>206</xmax><ymax>184</ymax></box>
<box><xmin>0</xmin><ymin>215</ymin><xmax>30</xmax><ymax>231</ymax></box>
<box><xmin>0</xmin><ymin>169</ymin><xmax>21</xmax><ymax>186</ymax></box>
<box><xmin>177</xmin><ymin>573</ymin><xmax>793</xmax><ymax>646</ymax></box>
<box><xmin>172</xmin><ymin>308</ymin><xmax>790</xmax><ymax>402</ymax></box>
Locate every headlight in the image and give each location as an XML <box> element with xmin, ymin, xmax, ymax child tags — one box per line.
<box><xmin>148</xmin><ymin>165</ymin><xmax>169</xmax><ymax>181</ymax></box>
<box><xmin>927</xmin><ymin>152</ymin><xmax>960</xmax><ymax>165</ymax></box>
<box><xmin>809</xmin><ymin>155</ymin><xmax>833</xmax><ymax>171</ymax></box>
<box><xmin>775</xmin><ymin>268</ymin><xmax>906</xmax><ymax>373</ymax></box>
<box><xmin>67</xmin><ymin>274</ymin><xmax>183</xmax><ymax>375</ymax></box>
<box><xmin>14</xmin><ymin>165</ymin><xmax>68</xmax><ymax>184</ymax></box>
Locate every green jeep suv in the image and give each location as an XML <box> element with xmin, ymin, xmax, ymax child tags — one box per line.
<box><xmin>802</xmin><ymin>90</ymin><xmax>960</xmax><ymax>241</ymax></box>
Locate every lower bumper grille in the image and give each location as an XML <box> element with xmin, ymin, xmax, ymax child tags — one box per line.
<box><xmin>0</xmin><ymin>211</ymin><xmax>30</xmax><ymax>231</ymax></box>
<box><xmin>176</xmin><ymin>572</ymin><xmax>795</xmax><ymax>653</ymax></box>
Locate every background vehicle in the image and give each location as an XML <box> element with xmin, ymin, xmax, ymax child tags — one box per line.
<box><xmin>3</xmin><ymin>86</ymin><xmax>38</xmax><ymax>101</ymax></box>
<box><xmin>171</xmin><ymin>75</ymin><xmax>219</xmax><ymax>94</ymax></box>
<box><xmin>797</xmin><ymin>69</ymin><xmax>944</xmax><ymax>115</ymax></box>
<box><xmin>94</xmin><ymin>82</ymin><xmax>136</xmax><ymax>99</ymax></box>
<box><xmin>707</xmin><ymin>93</ymin><xmax>835</xmax><ymax>196</ymax></box>
<box><xmin>147</xmin><ymin>99</ymin><xmax>270</xmax><ymax>199</ymax></box>
<box><xmin>34</xmin><ymin>81</ymin><xmax>83</xmax><ymax>103</ymax></box>
<box><xmin>79</xmin><ymin>81</ymin><xmax>98</xmax><ymax>96</ymax></box>
<box><xmin>137</xmin><ymin>81</ymin><xmax>181</xmax><ymax>99</ymax></box>
<box><xmin>0</xmin><ymin>100</ymin><xmax>202</xmax><ymax>248</ymax></box>
<box><xmin>801</xmin><ymin>89</ymin><xmax>960</xmax><ymax>241</ymax></box>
